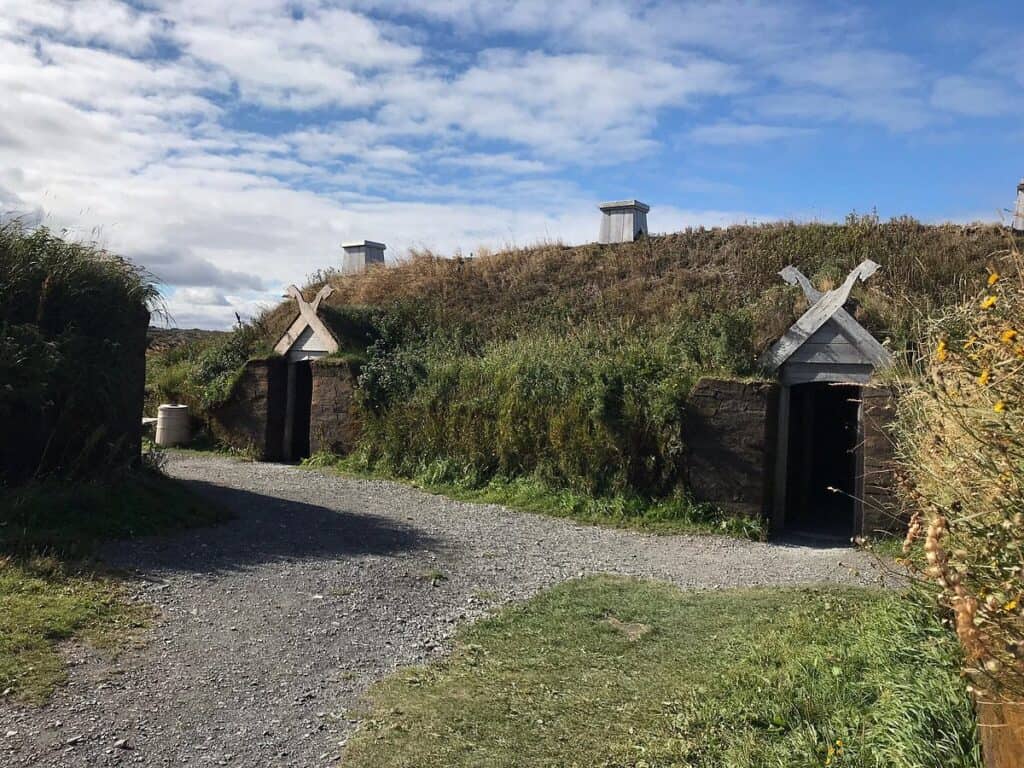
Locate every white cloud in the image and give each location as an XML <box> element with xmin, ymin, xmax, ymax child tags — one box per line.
<box><xmin>773</xmin><ymin>50</ymin><xmax>920</xmax><ymax>95</ymax></box>
<box><xmin>1</xmin><ymin>0</ymin><xmax>1018</xmax><ymax>329</ymax></box>
<box><xmin>437</xmin><ymin>153</ymin><xmax>549</xmax><ymax>174</ymax></box>
<box><xmin>353</xmin><ymin>0</ymin><xmax>841</xmax><ymax>61</ymax></box>
<box><xmin>764</xmin><ymin>49</ymin><xmax>930</xmax><ymax>131</ymax></box>
<box><xmin>0</xmin><ymin>0</ymin><xmax>158</xmax><ymax>53</ymax></box>
<box><xmin>174</xmin><ymin>287</ymin><xmax>230</xmax><ymax>306</ymax></box>
<box><xmin>167</xmin><ymin>4</ymin><xmax>421</xmax><ymax>110</ymax></box>
<box><xmin>931</xmin><ymin>75</ymin><xmax>1016</xmax><ymax>117</ymax></box>
<box><xmin>689</xmin><ymin>122</ymin><xmax>813</xmax><ymax>145</ymax></box>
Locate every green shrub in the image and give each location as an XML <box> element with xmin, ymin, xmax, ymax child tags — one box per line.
<box><xmin>354</xmin><ymin>313</ymin><xmax>755</xmax><ymax>499</ymax></box>
<box><xmin>191</xmin><ymin>322</ymin><xmax>269</xmax><ymax>408</ymax></box>
<box><xmin>144</xmin><ymin>319</ymin><xmax>274</xmax><ymax>419</ymax></box>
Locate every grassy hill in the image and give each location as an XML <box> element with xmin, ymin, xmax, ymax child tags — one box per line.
<box><xmin>262</xmin><ymin>215</ymin><xmax>1017</xmax><ymax>354</ymax></box>
<box><xmin>147</xmin><ymin>327</ymin><xmax>228</xmax><ymax>355</ymax></box>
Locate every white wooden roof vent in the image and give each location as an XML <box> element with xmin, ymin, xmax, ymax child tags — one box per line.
<box><xmin>341</xmin><ymin>240</ymin><xmax>386</xmax><ymax>274</ymax></box>
<box><xmin>1013</xmin><ymin>179</ymin><xmax>1024</xmax><ymax>233</ymax></box>
<box><xmin>598</xmin><ymin>200</ymin><xmax>649</xmax><ymax>244</ymax></box>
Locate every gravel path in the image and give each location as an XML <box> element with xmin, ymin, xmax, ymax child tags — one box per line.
<box><xmin>2</xmin><ymin>454</ymin><xmax>894</xmax><ymax>767</ymax></box>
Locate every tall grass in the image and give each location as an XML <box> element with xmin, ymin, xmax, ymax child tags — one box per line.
<box><xmin>353</xmin><ymin>314</ymin><xmax>754</xmax><ymax>499</ymax></box>
<box><xmin>258</xmin><ymin>215</ymin><xmax>1017</xmax><ymax>352</ymax></box>
<box><xmin>145</xmin><ymin>320</ymin><xmax>272</xmax><ymax>414</ymax></box>
<box><xmin>894</xmin><ymin>240</ymin><xmax>1024</xmax><ymax>699</ymax></box>
<box><xmin>0</xmin><ymin>222</ymin><xmax>156</xmax><ymax>483</ymax></box>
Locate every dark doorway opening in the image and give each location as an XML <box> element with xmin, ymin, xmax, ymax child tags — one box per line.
<box><xmin>784</xmin><ymin>383</ymin><xmax>860</xmax><ymax>537</ymax></box>
<box><xmin>288</xmin><ymin>360</ymin><xmax>313</xmax><ymax>461</ymax></box>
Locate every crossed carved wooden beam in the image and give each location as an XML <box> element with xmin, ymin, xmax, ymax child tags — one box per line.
<box><xmin>760</xmin><ymin>259</ymin><xmax>891</xmax><ymax>370</ymax></box>
<box><xmin>273</xmin><ymin>284</ymin><xmax>340</xmax><ymax>356</ymax></box>
<box><xmin>288</xmin><ymin>284</ymin><xmax>334</xmax><ymax>317</ymax></box>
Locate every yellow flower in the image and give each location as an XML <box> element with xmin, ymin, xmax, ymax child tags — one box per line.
<box><xmin>935</xmin><ymin>339</ymin><xmax>948</xmax><ymax>362</ymax></box>
<box><xmin>1001</xmin><ymin>329</ymin><xmax>1018</xmax><ymax>344</ymax></box>
<box><xmin>978</xmin><ymin>368</ymin><xmax>990</xmax><ymax>386</ymax></box>
<box><xmin>1005</xmin><ymin>599</ymin><xmax>1019</xmax><ymax>612</ymax></box>
<box><xmin>994</xmin><ymin>400</ymin><xmax>1006</xmax><ymax>413</ymax></box>
<box><xmin>988</xmin><ymin>271</ymin><xmax>1000</xmax><ymax>286</ymax></box>
<box><xmin>981</xmin><ymin>295</ymin><xmax>997</xmax><ymax>310</ymax></box>
<box><xmin>963</xmin><ymin>335</ymin><xmax>977</xmax><ymax>350</ymax></box>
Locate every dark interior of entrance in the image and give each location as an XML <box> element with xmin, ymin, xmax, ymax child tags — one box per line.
<box><xmin>289</xmin><ymin>361</ymin><xmax>313</xmax><ymax>461</ymax></box>
<box><xmin>785</xmin><ymin>383</ymin><xmax>860</xmax><ymax>536</ymax></box>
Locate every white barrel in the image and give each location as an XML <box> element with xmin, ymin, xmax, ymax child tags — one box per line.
<box><xmin>155</xmin><ymin>404</ymin><xmax>190</xmax><ymax>447</ymax></box>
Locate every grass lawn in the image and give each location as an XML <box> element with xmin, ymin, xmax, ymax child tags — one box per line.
<box><xmin>343</xmin><ymin>577</ymin><xmax>980</xmax><ymax>768</ymax></box>
<box><xmin>0</xmin><ymin>557</ymin><xmax>148</xmax><ymax>703</ymax></box>
<box><xmin>306</xmin><ymin>454</ymin><xmax>765</xmax><ymax>540</ymax></box>
<box><xmin>0</xmin><ymin>470</ymin><xmax>227</xmax><ymax>702</ymax></box>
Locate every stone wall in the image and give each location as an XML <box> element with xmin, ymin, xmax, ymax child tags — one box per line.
<box><xmin>685</xmin><ymin>377</ymin><xmax>779</xmax><ymax>518</ymax></box>
<box><xmin>858</xmin><ymin>385</ymin><xmax>901</xmax><ymax>535</ymax></box>
<box><xmin>309</xmin><ymin>359</ymin><xmax>362</xmax><ymax>455</ymax></box>
<box><xmin>209</xmin><ymin>358</ymin><xmax>286</xmax><ymax>460</ymax></box>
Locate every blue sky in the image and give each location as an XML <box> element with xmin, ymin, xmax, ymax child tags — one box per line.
<box><xmin>1</xmin><ymin>1</ymin><xmax>1021</xmax><ymax>328</ymax></box>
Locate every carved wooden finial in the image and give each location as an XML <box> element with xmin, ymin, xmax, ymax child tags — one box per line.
<box><xmin>760</xmin><ymin>260</ymin><xmax>890</xmax><ymax>371</ymax></box>
<box><xmin>273</xmin><ymin>284</ymin><xmax>339</xmax><ymax>356</ymax></box>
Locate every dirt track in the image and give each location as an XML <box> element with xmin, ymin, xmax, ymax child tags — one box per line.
<box><xmin>1</xmin><ymin>453</ymin><xmax>893</xmax><ymax>767</ymax></box>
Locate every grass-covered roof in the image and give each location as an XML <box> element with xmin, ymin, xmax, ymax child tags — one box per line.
<box><xmin>260</xmin><ymin>216</ymin><xmax>1020</xmax><ymax>357</ymax></box>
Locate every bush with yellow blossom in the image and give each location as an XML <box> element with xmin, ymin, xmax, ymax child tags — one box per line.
<box><xmin>896</xmin><ymin>241</ymin><xmax>1024</xmax><ymax>699</ymax></box>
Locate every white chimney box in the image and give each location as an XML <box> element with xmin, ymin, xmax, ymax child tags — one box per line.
<box><xmin>1013</xmin><ymin>179</ymin><xmax>1024</xmax><ymax>233</ymax></box>
<box><xmin>598</xmin><ymin>200</ymin><xmax>650</xmax><ymax>244</ymax></box>
<box><xmin>341</xmin><ymin>240</ymin><xmax>386</xmax><ymax>274</ymax></box>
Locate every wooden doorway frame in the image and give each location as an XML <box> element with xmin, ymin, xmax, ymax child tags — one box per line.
<box><xmin>772</xmin><ymin>365</ymin><xmax>873</xmax><ymax>537</ymax></box>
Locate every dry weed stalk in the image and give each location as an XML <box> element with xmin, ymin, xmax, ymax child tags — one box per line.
<box><xmin>896</xmin><ymin>240</ymin><xmax>1024</xmax><ymax>699</ymax></box>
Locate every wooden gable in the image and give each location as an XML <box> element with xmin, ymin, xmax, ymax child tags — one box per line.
<box><xmin>759</xmin><ymin>261</ymin><xmax>892</xmax><ymax>385</ymax></box>
<box><xmin>273</xmin><ymin>284</ymin><xmax>339</xmax><ymax>360</ymax></box>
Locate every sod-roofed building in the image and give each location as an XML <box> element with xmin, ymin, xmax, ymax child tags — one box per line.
<box><xmin>202</xmin><ymin>215</ymin><xmax>1021</xmax><ymax>540</ymax></box>
<box><xmin>208</xmin><ymin>286</ymin><xmax>371</xmax><ymax>463</ymax></box>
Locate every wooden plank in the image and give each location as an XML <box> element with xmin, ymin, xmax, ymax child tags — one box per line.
<box><xmin>614</xmin><ymin>212</ymin><xmax>629</xmax><ymax>242</ymax></box>
<box><xmin>789</xmin><ymin>342</ymin><xmax>872</xmax><ymax>365</ymax></box>
<box><xmin>805</xmin><ymin>321</ymin><xmax>850</xmax><ymax>345</ymax></box>
<box><xmin>779</xmin><ymin>265</ymin><xmax>820</xmax><ymax>300</ymax></box>
<box><xmin>273</xmin><ymin>315</ymin><xmax>305</xmax><ymax>355</ymax></box>
<box><xmin>760</xmin><ymin>298</ymin><xmax>846</xmax><ymax>369</ymax></box>
<box><xmin>295</xmin><ymin>325</ymin><xmax>331</xmax><ymax>353</ymax></box>
<box><xmin>781</xmin><ymin>363</ymin><xmax>874</xmax><ymax>385</ymax></box>
<box><xmin>854</xmin><ymin>396</ymin><xmax>865</xmax><ymax>536</ymax></box>
<box><xmin>772</xmin><ymin>384</ymin><xmax>790</xmax><ymax>533</ymax></box>
<box><xmin>282</xmin><ymin>362</ymin><xmax>296</xmax><ymax>460</ymax></box>
<box><xmin>274</xmin><ymin>285</ymin><xmax>339</xmax><ymax>357</ymax></box>
<box><xmin>831</xmin><ymin>312</ymin><xmax>891</xmax><ymax>367</ymax></box>
<box><xmin>287</xmin><ymin>327</ymin><xmax>332</xmax><ymax>362</ymax></box>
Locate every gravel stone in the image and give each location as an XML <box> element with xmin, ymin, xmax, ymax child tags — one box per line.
<box><xmin>1</xmin><ymin>453</ymin><xmax>894</xmax><ymax>767</ymax></box>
